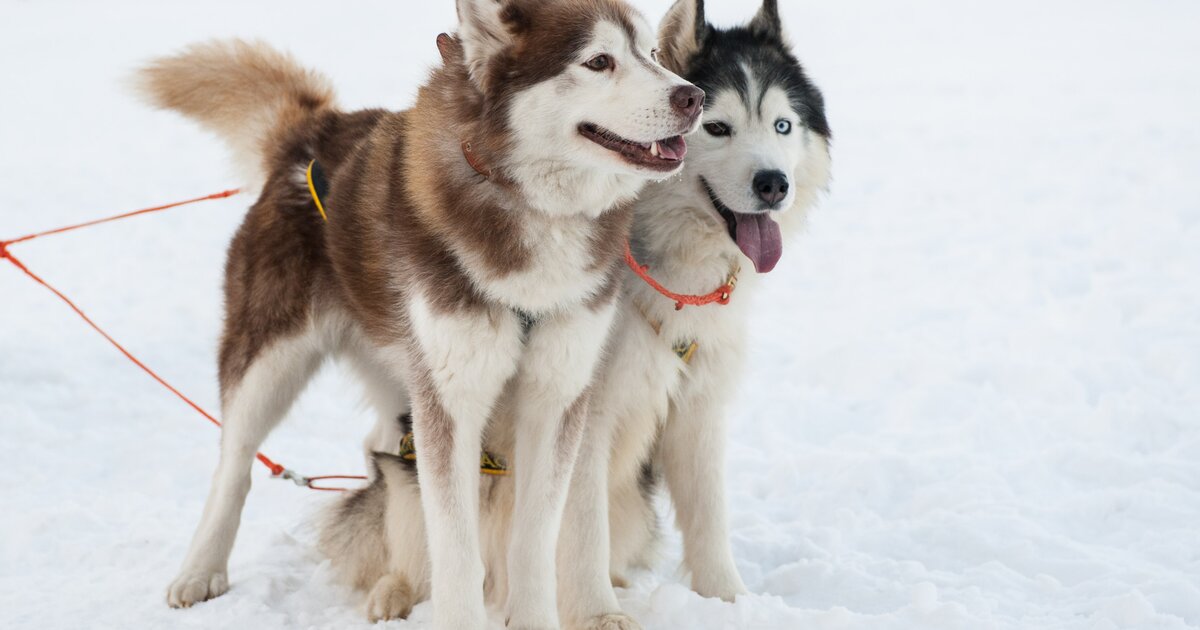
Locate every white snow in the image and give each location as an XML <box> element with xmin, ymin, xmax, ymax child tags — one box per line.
<box><xmin>1</xmin><ymin>1</ymin><xmax>1198</xmax><ymax>629</ymax></box>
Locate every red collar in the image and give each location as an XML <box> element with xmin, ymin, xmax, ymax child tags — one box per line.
<box><xmin>624</xmin><ymin>242</ymin><xmax>739</xmax><ymax>311</ymax></box>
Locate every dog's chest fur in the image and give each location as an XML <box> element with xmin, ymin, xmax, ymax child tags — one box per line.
<box><xmin>309</xmin><ymin>111</ymin><xmax>631</xmax><ymax>344</ymax></box>
<box><xmin>453</xmin><ymin>205</ymin><xmax>625</xmax><ymax>314</ymax></box>
<box><xmin>630</xmin><ymin>252</ymin><xmax>754</xmax><ymax>374</ymax></box>
<box><xmin>501</xmin><ymin>212</ymin><xmax>624</xmax><ymax>312</ymax></box>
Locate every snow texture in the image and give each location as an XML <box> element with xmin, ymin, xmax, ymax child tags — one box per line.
<box><xmin>1</xmin><ymin>1</ymin><xmax>1198</xmax><ymax>629</ymax></box>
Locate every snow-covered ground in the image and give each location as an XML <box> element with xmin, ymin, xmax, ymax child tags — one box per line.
<box><xmin>2</xmin><ymin>1</ymin><xmax>1198</xmax><ymax>628</ymax></box>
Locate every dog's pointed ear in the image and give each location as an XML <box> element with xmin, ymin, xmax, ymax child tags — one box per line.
<box><xmin>658</xmin><ymin>0</ymin><xmax>706</xmax><ymax>75</ymax></box>
<box><xmin>456</xmin><ymin>0</ymin><xmax>516</xmax><ymax>85</ymax></box>
<box><xmin>749</xmin><ymin>0</ymin><xmax>784</xmax><ymax>40</ymax></box>
<box><xmin>436</xmin><ymin>33</ymin><xmax>464</xmax><ymax>66</ymax></box>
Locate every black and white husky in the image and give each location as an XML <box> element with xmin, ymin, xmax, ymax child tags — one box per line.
<box><xmin>320</xmin><ymin>1</ymin><xmax>831</xmax><ymax>627</ymax></box>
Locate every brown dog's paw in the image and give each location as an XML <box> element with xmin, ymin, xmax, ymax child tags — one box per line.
<box><xmin>365</xmin><ymin>573</ymin><xmax>418</xmax><ymax>622</ymax></box>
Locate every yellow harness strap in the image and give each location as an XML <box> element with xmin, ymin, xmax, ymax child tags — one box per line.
<box><xmin>638</xmin><ymin>304</ymin><xmax>700</xmax><ymax>365</ymax></box>
<box><xmin>306</xmin><ymin>160</ymin><xmax>329</xmax><ymax>222</ymax></box>
<box><xmin>399</xmin><ymin>431</ymin><xmax>510</xmax><ymax>476</ymax></box>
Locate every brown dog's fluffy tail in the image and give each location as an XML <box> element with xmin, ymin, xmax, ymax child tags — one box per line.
<box><xmin>135</xmin><ymin>39</ymin><xmax>335</xmax><ymax>189</ymax></box>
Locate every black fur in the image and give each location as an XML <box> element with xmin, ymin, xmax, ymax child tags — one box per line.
<box><xmin>685</xmin><ymin>0</ymin><xmax>830</xmax><ymax>139</ymax></box>
<box><xmin>637</xmin><ymin>459</ymin><xmax>658</xmax><ymax>502</ymax></box>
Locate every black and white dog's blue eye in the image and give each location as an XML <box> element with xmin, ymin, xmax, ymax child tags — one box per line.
<box><xmin>775</xmin><ymin>119</ymin><xmax>792</xmax><ymax>135</ymax></box>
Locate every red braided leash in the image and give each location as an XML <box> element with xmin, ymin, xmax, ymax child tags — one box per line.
<box><xmin>1</xmin><ymin>190</ymin><xmax>365</xmax><ymax>492</ymax></box>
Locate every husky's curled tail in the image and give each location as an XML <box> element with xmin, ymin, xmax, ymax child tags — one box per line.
<box><xmin>135</xmin><ymin>40</ymin><xmax>336</xmax><ymax>189</ymax></box>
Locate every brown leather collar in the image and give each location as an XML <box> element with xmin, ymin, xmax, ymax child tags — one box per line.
<box><xmin>461</xmin><ymin>140</ymin><xmax>493</xmax><ymax>180</ymax></box>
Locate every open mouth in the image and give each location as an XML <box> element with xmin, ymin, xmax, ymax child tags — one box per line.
<box><xmin>702</xmin><ymin>177</ymin><xmax>782</xmax><ymax>274</ymax></box>
<box><xmin>578</xmin><ymin>123</ymin><xmax>686</xmax><ymax>173</ymax></box>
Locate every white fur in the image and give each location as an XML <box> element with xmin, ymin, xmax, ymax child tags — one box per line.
<box><xmin>453</xmin><ymin>212</ymin><xmax>616</xmax><ymax>315</ymax></box>
<box><xmin>407</xmin><ymin>11</ymin><xmax>702</xmax><ymax>622</ymax></box>
<box><xmin>330</xmin><ymin>99</ymin><xmax>828</xmax><ymax>627</ymax></box>
<box><xmin>376</xmin><ymin>472</ymin><xmax>433</xmax><ymax>610</ymax></box>
<box><xmin>407</xmin><ymin>293</ymin><xmax>524</xmax><ymax>629</ymax></box>
<box><xmin>170</xmin><ymin>6</ymin><xmax>699</xmax><ymax>628</ymax></box>
<box><xmin>322</xmin><ymin>303</ymin><xmax>619</xmax><ymax>628</ymax></box>
<box><xmin>506</xmin><ymin>302</ymin><xmax>618</xmax><ymax>628</ymax></box>
<box><xmin>404</xmin><ymin>289</ymin><xmax>620</xmax><ymax>628</ymax></box>
<box><xmin>407</xmin><ymin>293</ymin><xmax>524</xmax><ymax>426</ymax></box>
<box><xmin>341</xmin><ymin>327</ymin><xmax>413</xmax><ymax>472</ymax></box>
<box><xmin>168</xmin><ymin>314</ymin><xmax>338</xmax><ymax>607</ymax></box>
<box><xmin>505</xmin><ymin>19</ymin><xmax>700</xmax><ymax>217</ymax></box>
<box><xmin>554</xmin><ymin>65</ymin><xmax>833</xmax><ymax>623</ymax></box>
<box><xmin>691</xmin><ymin>83</ymin><xmax>827</xmax><ymax>217</ymax></box>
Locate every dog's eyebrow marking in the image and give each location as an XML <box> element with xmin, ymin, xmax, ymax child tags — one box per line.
<box><xmin>634</xmin><ymin>48</ymin><xmax>664</xmax><ymax>75</ymax></box>
<box><xmin>607</xmin><ymin>11</ymin><xmax>640</xmax><ymax>50</ymax></box>
<box><xmin>712</xmin><ymin>61</ymin><xmax>752</xmax><ymax>115</ymax></box>
<box><xmin>758</xmin><ymin>85</ymin><xmax>781</xmax><ymax>124</ymax></box>
<box><xmin>612</xmin><ymin>19</ymin><xmax>663</xmax><ymax>76</ymax></box>
<box><xmin>751</xmin><ymin>67</ymin><xmax>786</xmax><ymax>122</ymax></box>
<box><xmin>740</xmin><ymin>63</ymin><xmax>762</xmax><ymax>120</ymax></box>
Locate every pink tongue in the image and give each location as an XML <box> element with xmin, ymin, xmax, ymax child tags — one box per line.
<box><xmin>735</xmin><ymin>212</ymin><xmax>782</xmax><ymax>273</ymax></box>
<box><xmin>658</xmin><ymin>136</ymin><xmax>687</xmax><ymax>160</ymax></box>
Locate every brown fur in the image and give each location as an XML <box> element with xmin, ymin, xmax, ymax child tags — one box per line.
<box><xmin>147</xmin><ymin>1</ymin><xmax>676</xmax><ymax>618</ymax></box>
<box><xmin>139</xmin><ymin>4</ymin><xmax>637</xmax><ymax>385</ymax></box>
<box><xmin>554</xmin><ymin>391</ymin><xmax>592</xmax><ymax>474</ymax></box>
<box><xmin>137</xmin><ymin>40</ymin><xmax>336</xmax><ymax>186</ymax></box>
<box><xmin>658</xmin><ymin>0</ymin><xmax>705</xmax><ymax>75</ymax></box>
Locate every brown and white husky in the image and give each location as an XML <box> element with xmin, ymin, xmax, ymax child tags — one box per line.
<box><xmin>137</xmin><ymin>1</ymin><xmax>702</xmax><ymax>628</ymax></box>
<box><xmin>319</xmin><ymin>1</ymin><xmax>831</xmax><ymax>629</ymax></box>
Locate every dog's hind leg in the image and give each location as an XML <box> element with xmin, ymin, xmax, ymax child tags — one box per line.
<box><xmin>344</xmin><ymin>346</ymin><xmax>411</xmax><ymax>470</ymax></box>
<box><xmin>166</xmin><ymin>328</ymin><xmax>323</xmax><ymax>608</ymax></box>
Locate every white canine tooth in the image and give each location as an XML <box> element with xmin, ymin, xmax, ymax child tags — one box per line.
<box><xmin>651</xmin><ymin>141</ymin><xmax>660</xmax><ymax>157</ymax></box>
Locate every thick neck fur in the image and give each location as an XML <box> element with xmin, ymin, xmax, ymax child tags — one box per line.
<box><xmin>400</xmin><ymin>52</ymin><xmax>633</xmax><ymax>314</ymax></box>
<box><xmin>625</xmin><ymin>176</ymin><xmax>808</xmax><ymax>336</ymax></box>
<box><xmin>627</xmin><ymin>123</ymin><xmax>831</xmax><ymax>332</ymax></box>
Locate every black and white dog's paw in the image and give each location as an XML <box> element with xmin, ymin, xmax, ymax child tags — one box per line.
<box><xmin>693</xmin><ymin>576</ymin><xmax>747</xmax><ymax>604</ymax></box>
<box><xmin>574</xmin><ymin>613</ymin><xmax>643</xmax><ymax>630</ymax></box>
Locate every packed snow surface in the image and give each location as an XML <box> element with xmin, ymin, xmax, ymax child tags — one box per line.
<box><xmin>1</xmin><ymin>1</ymin><xmax>1197</xmax><ymax>629</ymax></box>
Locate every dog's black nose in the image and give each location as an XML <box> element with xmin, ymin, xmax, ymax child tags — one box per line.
<box><xmin>753</xmin><ymin>170</ymin><xmax>790</xmax><ymax>207</ymax></box>
<box><xmin>671</xmin><ymin>85</ymin><xmax>705</xmax><ymax>121</ymax></box>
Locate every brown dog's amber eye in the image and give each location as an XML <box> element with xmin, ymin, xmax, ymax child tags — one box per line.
<box><xmin>585</xmin><ymin>54</ymin><xmax>613</xmax><ymax>72</ymax></box>
<box><xmin>704</xmin><ymin>122</ymin><xmax>732</xmax><ymax>137</ymax></box>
